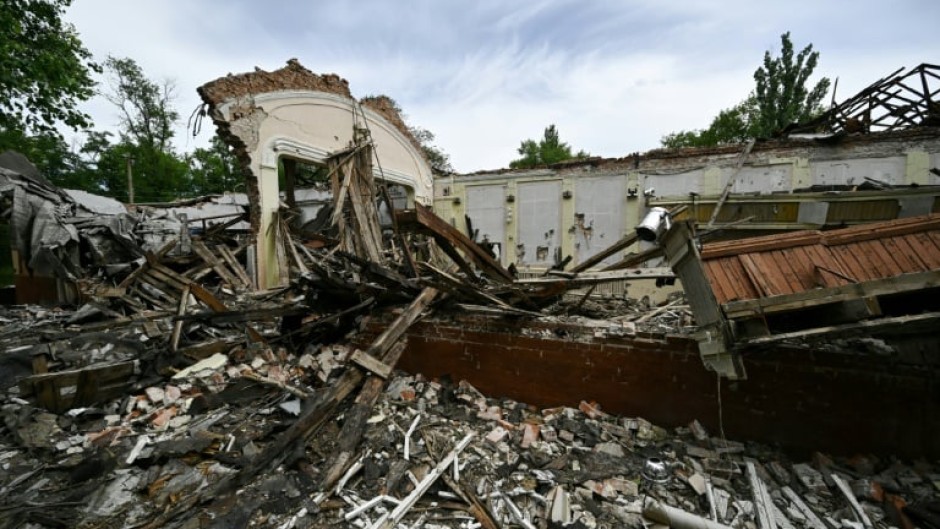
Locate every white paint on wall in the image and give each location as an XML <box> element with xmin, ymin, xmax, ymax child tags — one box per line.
<box><xmin>517</xmin><ymin>180</ymin><xmax>562</xmax><ymax>267</ymax></box>
<box><xmin>574</xmin><ymin>176</ymin><xmax>625</xmax><ymax>265</ymax></box>
<box><xmin>810</xmin><ymin>156</ymin><xmax>906</xmax><ymax>187</ymax></box>
<box><xmin>466</xmin><ymin>184</ymin><xmax>507</xmax><ymax>264</ymax></box>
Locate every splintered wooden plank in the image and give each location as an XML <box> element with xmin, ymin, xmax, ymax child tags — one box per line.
<box><xmin>136</xmin><ymin>274</ymin><xmax>178</xmax><ymax>305</ymax></box>
<box><xmin>192</xmin><ymin>239</ymin><xmax>240</xmax><ymax>287</ymax></box>
<box><xmin>317</xmin><ymin>288</ymin><xmax>439</xmax><ymax>493</ymax></box>
<box><xmin>601</xmin><ymin>246</ymin><xmax>664</xmax><ymax>272</ymax></box>
<box><xmin>178</xmin><ymin>339</ymin><xmax>240</xmax><ymax>360</ymax></box>
<box><xmin>146</xmin><ymin>257</ymin><xmax>194</xmax><ymax>287</ymax></box>
<box><xmin>119</xmin><ymin>259</ymin><xmax>151</xmax><ymax>289</ymax></box>
<box><xmin>144</xmin><ymin>267</ymin><xmax>186</xmax><ymax>293</ymax></box>
<box><xmin>725</xmin><ymin>270</ymin><xmax>940</xmax><ymax>319</ymax></box>
<box><xmin>398</xmin><ymin>203</ymin><xmax>514</xmax><ymax>283</ymax></box>
<box><xmin>170</xmin><ymin>285</ymin><xmax>191</xmax><ymax>352</ymax></box>
<box><xmin>723</xmin><ymin>256</ymin><xmax>760</xmax><ymax>301</ymax></box>
<box><xmin>130</xmin><ymin>285</ymin><xmax>171</xmax><ymax>311</ymax></box>
<box><xmin>739</xmin><ymin>254</ymin><xmax>778</xmax><ymax>298</ymax></box>
<box><xmin>350</xmin><ymin>349</ymin><xmax>393</xmax><ymax>379</ymax></box>
<box><xmin>570</xmin><ymin>232</ymin><xmax>639</xmax><ymax>274</ymax></box>
<box><xmin>345</xmin><ymin>166</ymin><xmax>383</xmax><ymax>262</ymax></box>
<box><xmin>20</xmin><ymin>361</ymin><xmax>136</xmax><ymax>413</ymax></box>
<box><xmin>216</xmin><ymin>244</ymin><xmax>252</xmax><ymax>286</ymax></box>
<box><xmin>188</xmin><ymin>283</ymin><xmax>265</xmax><ymax>343</ymax></box>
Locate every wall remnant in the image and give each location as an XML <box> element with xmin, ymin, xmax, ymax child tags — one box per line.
<box><xmin>198</xmin><ymin>60</ymin><xmax>434</xmax><ymax>288</ymax></box>
<box><xmin>441</xmin><ymin>128</ymin><xmax>940</xmax><ymax>274</ymax></box>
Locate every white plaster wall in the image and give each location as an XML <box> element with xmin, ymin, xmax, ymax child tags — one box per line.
<box><xmin>466</xmin><ymin>184</ymin><xmax>507</xmax><ymax>264</ymax></box>
<box><xmin>732</xmin><ymin>165</ymin><xmax>792</xmax><ymax>194</ymax></box>
<box><xmin>574</xmin><ymin>176</ymin><xmax>626</xmax><ymax>265</ymax></box>
<box><xmin>930</xmin><ymin>153</ymin><xmax>940</xmax><ymax>185</ymax></box>
<box><xmin>810</xmin><ymin>156</ymin><xmax>906</xmax><ymax>187</ymax></box>
<box><xmin>516</xmin><ymin>180</ymin><xmax>562</xmax><ymax>267</ymax></box>
<box><xmin>242</xmin><ymin>92</ymin><xmax>434</xmax><ymax>202</ymax></box>
<box><xmin>217</xmin><ymin>90</ymin><xmax>434</xmax><ymax>288</ymax></box>
<box><xmin>642</xmin><ymin>170</ymin><xmax>704</xmax><ymax>199</ymax></box>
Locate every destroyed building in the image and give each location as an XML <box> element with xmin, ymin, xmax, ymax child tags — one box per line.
<box><xmin>0</xmin><ymin>61</ymin><xmax>938</xmax><ymax>529</ymax></box>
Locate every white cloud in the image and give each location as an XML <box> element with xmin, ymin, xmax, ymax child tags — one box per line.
<box><xmin>60</xmin><ymin>0</ymin><xmax>940</xmax><ymax>173</ymax></box>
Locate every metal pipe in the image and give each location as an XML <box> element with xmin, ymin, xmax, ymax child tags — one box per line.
<box><xmin>643</xmin><ymin>498</ymin><xmax>734</xmax><ymax>529</ymax></box>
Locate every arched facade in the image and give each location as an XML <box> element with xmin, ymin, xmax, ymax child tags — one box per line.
<box><xmin>211</xmin><ymin>90</ymin><xmax>434</xmax><ymax>288</ymax></box>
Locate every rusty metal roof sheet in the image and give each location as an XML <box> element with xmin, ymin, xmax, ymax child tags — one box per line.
<box><xmin>700</xmin><ymin>214</ymin><xmax>940</xmax><ymax>304</ymax></box>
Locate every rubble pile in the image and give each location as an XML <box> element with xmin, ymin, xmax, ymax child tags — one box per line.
<box><xmin>1</xmin><ymin>130</ymin><xmax>938</xmax><ymax>529</ymax></box>
<box><xmin>2</xmin><ymin>337</ymin><xmax>938</xmax><ymax>528</ymax></box>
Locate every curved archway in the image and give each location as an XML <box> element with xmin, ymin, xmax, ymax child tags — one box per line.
<box><xmin>210</xmin><ymin>90</ymin><xmax>433</xmax><ymax>287</ymax></box>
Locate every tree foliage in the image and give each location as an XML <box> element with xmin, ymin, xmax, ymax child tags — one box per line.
<box><xmin>509</xmin><ymin>124</ymin><xmax>589</xmax><ymax>169</ymax></box>
<box><xmin>103</xmin><ymin>56</ymin><xmax>178</xmax><ymax>152</ymax></box>
<box><xmin>0</xmin><ymin>127</ymin><xmax>81</xmax><ymax>182</ymax></box>
<box><xmin>359</xmin><ymin>95</ymin><xmax>454</xmax><ymax>175</ymax></box>
<box><xmin>188</xmin><ymin>136</ymin><xmax>241</xmax><ymax>196</ymax></box>
<box><xmin>661</xmin><ymin>99</ymin><xmax>757</xmax><ymax>149</ymax></box>
<box><xmin>661</xmin><ymin>32</ymin><xmax>830</xmax><ymax>149</ymax></box>
<box><xmin>48</xmin><ymin>58</ymin><xmax>237</xmax><ymax>202</ymax></box>
<box><xmin>71</xmin><ymin>56</ymin><xmax>186</xmax><ymax>202</ymax></box>
<box><xmin>407</xmin><ymin>125</ymin><xmax>453</xmax><ymax>174</ymax></box>
<box><xmin>752</xmin><ymin>31</ymin><xmax>831</xmax><ymax>137</ymax></box>
<box><xmin>0</xmin><ymin>0</ymin><xmax>99</xmax><ymax>135</ymax></box>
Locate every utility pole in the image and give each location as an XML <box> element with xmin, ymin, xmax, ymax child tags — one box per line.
<box><xmin>124</xmin><ymin>153</ymin><xmax>135</xmax><ymax>204</ymax></box>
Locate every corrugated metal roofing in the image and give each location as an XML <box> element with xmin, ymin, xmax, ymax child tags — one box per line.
<box><xmin>700</xmin><ymin>213</ymin><xmax>940</xmax><ymax>304</ymax></box>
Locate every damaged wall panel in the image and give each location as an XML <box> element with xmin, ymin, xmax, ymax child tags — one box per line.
<box><xmin>465</xmin><ymin>184</ymin><xmax>507</xmax><ymax>261</ymax></box>
<box><xmin>516</xmin><ymin>180</ymin><xmax>562</xmax><ymax>267</ymax></box>
<box><xmin>574</xmin><ymin>176</ymin><xmax>626</xmax><ymax>266</ymax></box>
<box><xmin>443</xmin><ymin>128</ymin><xmax>940</xmax><ymax>273</ymax></box>
<box><xmin>199</xmin><ymin>60</ymin><xmax>434</xmax><ymax>288</ymax></box>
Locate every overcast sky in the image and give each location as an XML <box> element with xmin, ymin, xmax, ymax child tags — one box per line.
<box><xmin>63</xmin><ymin>0</ymin><xmax>940</xmax><ymax>173</ymax></box>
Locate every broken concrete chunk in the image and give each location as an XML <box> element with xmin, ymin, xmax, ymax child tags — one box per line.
<box><xmin>793</xmin><ymin>463</ymin><xmax>829</xmax><ymax>495</ymax></box>
<box><xmin>485</xmin><ymin>426</ymin><xmax>509</xmax><ymax>444</ymax></box>
<box><xmin>520</xmin><ymin>422</ymin><xmax>540</xmax><ymax>448</ymax></box>
<box><xmin>172</xmin><ymin>353</ymin><xmax>228</xmax><ymax>379</ymax></box>
<box><xmin>689</xmin><ymin>419</ymin><xmax>709</xmax><ymax>442</ymax></box>
<box><xmin>279</xmin><ymin>399</ymin><xmax>301</xmax><ymax>416</ymax></box>
<box><xmin>144</xmin><ymin>386</ymin><xmax>165</xmax><ymax>404</ymax></box>
<box><xmin>687</xmin><ymin>473</ymin><xmax>708</xmax><ymax>496</ymax></box>
<box><xmin>548</xmin><ymin>485</ymin><xmax>572</xmax><ymax>524</ymax></box>
<box><xmin>593</xmin><ymin>441</ymin><xmax>625</xmax><ymax>457</ymax></box>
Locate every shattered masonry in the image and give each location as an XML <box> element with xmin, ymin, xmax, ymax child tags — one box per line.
<box><xmin>197</xmin><ymin>59</ymin><xmax>435</xmax><ymax>289</ymax></box>
<box><xmin>1</xmin><ymin>61</ymin><xmax>939</xmax><ymax>529</ymax></box>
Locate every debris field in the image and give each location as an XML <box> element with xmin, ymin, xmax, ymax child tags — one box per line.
<box><xmin>0</xmin><ymin>107</ymin><xmax>938</xmax><ymax>529</ymax></box>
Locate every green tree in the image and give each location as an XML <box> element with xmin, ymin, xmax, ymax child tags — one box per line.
<box><xmin>188</xmin><ymin>135</ymin><xmax>241</xmax><ymax>195</ymax></box>
<box><xmin>407</xmin><ymin>125</ymin><xmax>453</xmax><ymax>174</ymax></box>
<box><xmin>359</xmin><ymin>95</ymin><xmax>454</xmax><ymax>174</ymax></box>
<box><xmin>661</xmin><ymin>32</ymin><xmax>829</xmax><ymax>148</ymax></box>
<box><xmin>0</xmin><ymin>0</ymin><xmax>100</xmax><ymax>135</ymax></box>
<box><xmin>752</xmin><ymin>31</ymin><xmax>830</xmax><ymax>138</ymax></box>
<box><xmin>103</xmin><ymin>56</ymin><xmax>177</xmax><ymax>153</ymax></box>
<box><xmin>661</xmin><ymin>99</ymin><xmax>757</xmax><ymax>149</ymax></box>
<box><xmin>0</xmin><ymin>127</ymin><xmax>81</xmax><ymax>182</ymax></box>
<box><xmin>97</xmin><ymin>56</ymin><xmax>190</xmax><ymax>202</ymax></box>
<box><xmin>509</xmin><ymin>124</ymin><xmax>589</xmax><ymax>169</ymax></box>
<box><xmin>61</xmin><ymin>130</ymin><xmax>113</xmax><ymax>192</ymax></box>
